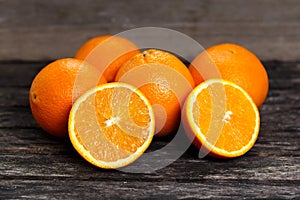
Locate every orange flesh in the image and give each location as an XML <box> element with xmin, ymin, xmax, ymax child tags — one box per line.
<box><xmin>73</xmin><ymin>87</ymin><xmax>151</xmax><ymax>162</ymax></box>
<box><xmin>194</xmin><ymin>83</ymin><xmax>257</xmax><ymax>152</ymax></box>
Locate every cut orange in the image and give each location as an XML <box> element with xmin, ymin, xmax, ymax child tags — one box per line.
<box><xmin>182</xmin><ymin>79</ymin><xmax>260</xmax><ymax>158</ymax></box>
<box><xmin>68</xmin><ymin>82</ymin><xmax>155</xmax><ymax>169</ymax></box>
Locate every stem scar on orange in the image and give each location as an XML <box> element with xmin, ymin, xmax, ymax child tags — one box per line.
<box><xmin>75</xmin><ymin>35</ymin><xmax>139</xmax><ymax>82</ymax></box>
<box><xmin>29</xmin><ymin>58</ymin><xmax>106</xmax><ymax>138</ymax></box>
<box><xmin>182</xmin><ymin>79</ymin><xmax>260</xmax><ymax>158</ymax></box>
<box><xmin>189</xmin><ymin>43</ymin><xmax>269</xmax><ymax>107</ymax></box>
<box><xmin>68</xmin><ymin>82</ymin><xmax>155</xmax><ymax>169</ymax></box>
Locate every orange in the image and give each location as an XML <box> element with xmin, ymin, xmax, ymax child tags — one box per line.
<box><xmin>68</xmin><ymin>82</ymin><xmax>155</xmax><ymax>169</ymax></box>
<box><xmin>75</xmin><ymin>35</ymin><xmax>139</xmax><ymax>82</ymax></box>
<box><xmin>115</xmin><ymin>49</ymin><xmax>195</xmax><ymax>137</ymax></box>
<box><xmin>29</xmin><ymin>58</ymin><xmax>106</xmax><ymax>138</ymax></box>
<box><xmin>189</xmin><ymin>43</ymin><xmax>269</xmax><ymax>107</ymax></box>
<box><xmin>182</xmin><ymin>79</ymin><xmax>260</xmax><ymax>158</ymax></box>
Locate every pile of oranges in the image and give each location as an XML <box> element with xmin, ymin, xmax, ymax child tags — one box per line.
<box><xmin>29</xmin><ymin>35</ymin><xmax>268</xmax><ymax>169</ymax></box>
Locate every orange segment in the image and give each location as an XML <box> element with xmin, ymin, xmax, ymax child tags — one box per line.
<box><xmin>182</xmin><ymin>79</ymin><xmax>260</xmax><ymax>158</ymax></box>
<box><xmin>68</xmin><ymin>82</ymin><xmax>155</xmax><ymax>168</ymax></box>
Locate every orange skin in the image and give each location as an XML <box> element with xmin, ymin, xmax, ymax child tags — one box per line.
<box><xmin>115</xmin><ymin>49</ymin><xmax>195</xmax><ymax>137</ymax></box>
<box><xmin>189</xmin><ymin>43</ymin><xmax>269</xmax><ymax>107</ymax></box>
<box><xmin>29</xmin><ymin>58</ymin><xmax>106</xmax><ymax>137</ymax></box>
<box><xmin>75</xmin><ymin>35</ymin><xmax>139</xmax><ymax>82</ymax></box>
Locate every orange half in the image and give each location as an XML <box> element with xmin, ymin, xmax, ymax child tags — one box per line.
<box><xmin>182</xmin><ymin>79</ymin><xmax>260</xmax><ymax>158</ymax></box>
<box><xmin>68</xmin><ymin>82</ymin><xmax>155</xmax><ymax>169</ymax></box>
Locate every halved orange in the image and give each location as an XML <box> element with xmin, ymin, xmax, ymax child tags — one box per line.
<box><xmin>182</xmin><ymin>79</ymin><xmax>260</xmax><ymax>158</ymax></box>
<box><xmin>68</xmin><ymin>82</ymin><xmax>155</xmax><ymax>169</ymax></box>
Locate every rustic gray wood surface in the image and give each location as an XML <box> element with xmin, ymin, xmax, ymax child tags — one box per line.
<box><xmin>0</xmin><ymin>0</ymin><xmax>299</xmax><ymax>61</ymax></box>
<box><xmin>1</xmin><ymin>61</ymin><xmax>299</xmax><ymax>199</ymax></box>
<box><xmin>0</xmin><ymin>0</ymin><xmax>300</xmax><ymax>199</ymax></box>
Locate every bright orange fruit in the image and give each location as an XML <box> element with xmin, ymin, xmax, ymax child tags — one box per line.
<box><xmin>75</xmin><ymin>35</ymin><xmax>139</xmax><ymax>82</ymax></box>
<box><xmin>68</xmin><ymin>82</ymin><xmax>155</xmax><ymax>169</ymax></box>
<box><xmin>115</xmin><ymin>49</ymin><xmax>195</xmax><ymax>137</ymax></box>
<box><xmin>182</xmin><ymin>79</ymin><xmax>260</xmax><ymax>158</ymax></box>
<box><xmin>189</xmin><ymin>43</ymin><xmax>269</xmax><ymax>107</ymax></box>
<box><xmin>29</xmin><ymin>58</ymin><xmax>106</xmax><ymax>137</ymax></box>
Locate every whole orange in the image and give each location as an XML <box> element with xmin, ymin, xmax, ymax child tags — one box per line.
<box><xmin>29</xmin><ymin>58</ymin><xmax>106</xmax><ymax>137</ymax></box>
<box><xmin>75</xmin><ymin>35</ymin><xmax>139</xmax><ymax>82</ymax></box>
<box><xmin>189</xmin><ymin>43</ymin><xmax>269</xmax><ymax>107</ymax></box>
<box><xmin>115</xmin><ymin>49</ymin><xmax>195</xmax><ymax>137</ymax></box>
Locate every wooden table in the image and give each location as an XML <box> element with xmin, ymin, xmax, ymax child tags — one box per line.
<box><xmin>1</xmin><ymin>1</ymin><xmax>299</xmax><ymax>199</ymax></box>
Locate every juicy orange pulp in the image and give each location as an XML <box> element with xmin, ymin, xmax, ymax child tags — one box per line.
<box><xmin>69</xmin><ymin>82</ymin><xmax>155</xmax><ymax>169</ymax></box>
<box><xmin>183</xmin><ymin>79</ymin><xmax>260</xmax><ymax>158</ymax></box>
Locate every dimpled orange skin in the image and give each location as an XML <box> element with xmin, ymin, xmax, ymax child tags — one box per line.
<box><xmin>29</xmin><ymin>58</ymin><xmax>106</xmax><ymax>138</ymax></box>
<box><xmin>115</xmin><ymin>49</ymin><xmax>195</xmax><ymax>137</ymax></box>
<box><xmin>189</xmin><ymin>43</ymin><xmax>269</xmax><ymax>107</ymax></box>
<box><xmin>75</xmin><ymin>35</ymin><xmax>139</xmax><ymax>82</ymax></box>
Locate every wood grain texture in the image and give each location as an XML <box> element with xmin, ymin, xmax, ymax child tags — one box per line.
<box><xmin>0</xmin><ymin>61</ymin><xmax>299</xmax><ymax>199</ymax></box>
<box><xmin>0</xmin><ymin>0</ymin><xmax>300</xmax><ymax>61</ymax></box>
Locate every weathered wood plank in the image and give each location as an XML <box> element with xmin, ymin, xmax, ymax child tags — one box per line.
<box><xmin>0</xmin><ymin>0</ymin><xmax>299</xmax><ymax>61</ymax></box>
<box><xmin>0</xmin><ymin>180</ymin><xmax>298</xmax><ymax>199</ymax></box>
<box><xmin>1</xmin><ymin>144</ymin><xmax>299</xmax><ymax>187</ymax></box>
<box><xmin>0</xmin><ymin>87</ymin><xmax>29</xmax><ymax>107</ymax></box>
<box><xmin>2</xmin><ymin>0</ymin><xmax>299</xmax><ymax>27</ymax></box>
<box><xmin>0</xmin><ymin>108</ymin><xmax>38</xmax><ymax>128</ymax></box>
<box><xmin>0</xmin><ymin>62</ymin><xmax>47</xmax><ymax>87</ymax></box>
